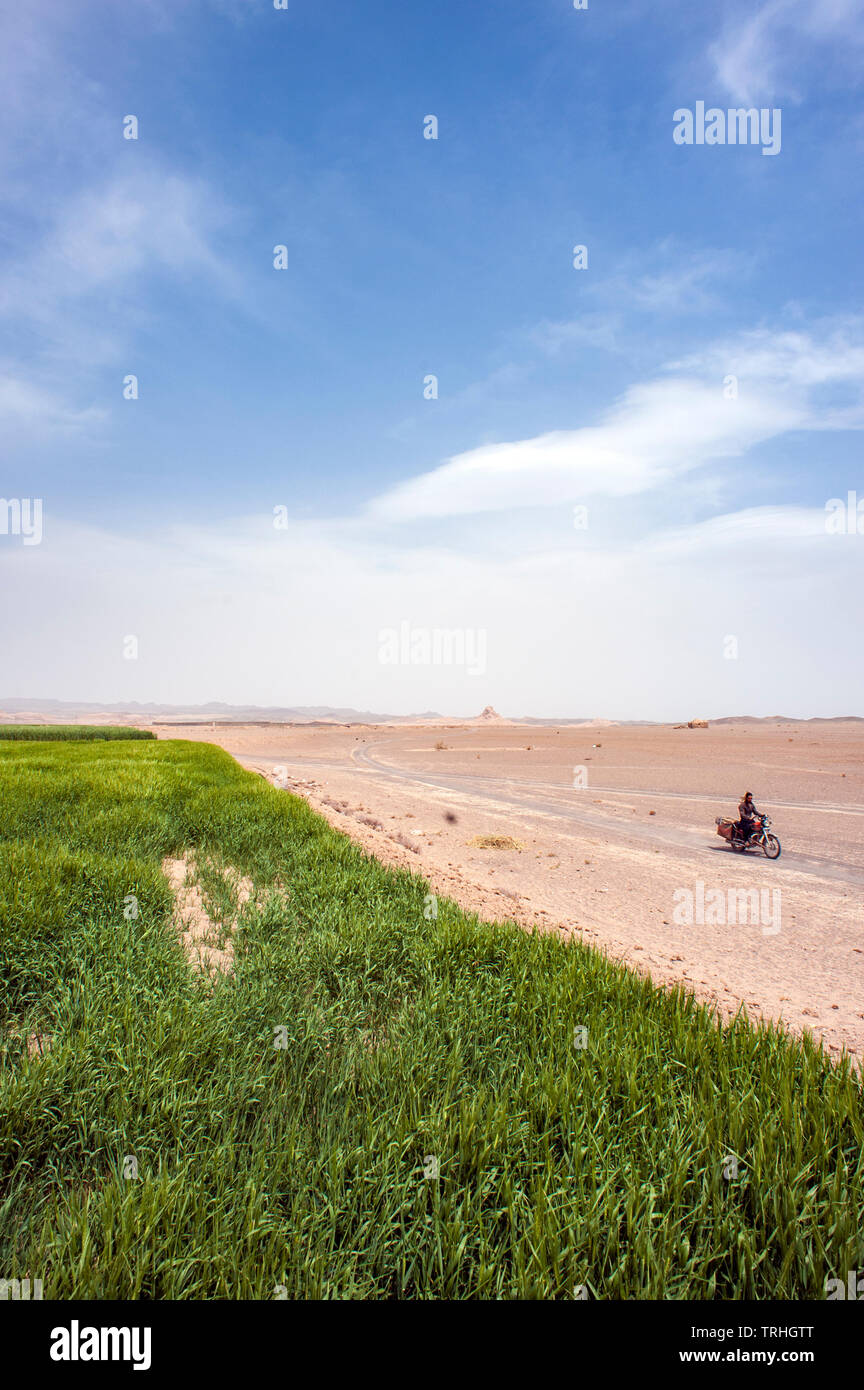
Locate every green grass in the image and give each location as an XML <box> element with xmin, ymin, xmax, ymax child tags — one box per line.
<box><xmin>0</xmin><ymin>739</ymin><xmax>861</xmax><ymax>1299</ymax></box>
<box><xmin>0</xmin><ymin>725</ymin><xmax>154</xmax><ymax>742</ymax></box>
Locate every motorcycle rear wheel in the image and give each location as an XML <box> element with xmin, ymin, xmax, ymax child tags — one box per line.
<box><xmin>731</xmin><ymin>837</ymin><xmax>746</xmax><ymax>853</ymax></box>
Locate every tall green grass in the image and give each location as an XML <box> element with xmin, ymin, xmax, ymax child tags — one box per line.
<box><xmin>0</xmin><ymin>725</ymin><xmax>154</xmax><ymax>742</ymax></box>
<box><xmin>0</xmin><ymin>740</ymin><xmax>861</xmax><ymax>1299</ymax></box>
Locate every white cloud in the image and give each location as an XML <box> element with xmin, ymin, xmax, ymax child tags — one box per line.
<box><xmin>532</xmin><ymin>315</ymin><xmax>622</xmax><ymax>357</ymax></box>
<box><xmin>612</xmin><ymin>248</ymin><xmax>743</xmax><ymax>313</ymax></box>
<box><xmin>708</xmin><ymin>0</ymin><xmax>864</xmax><ymax>104</ymax></box>
<box><xmin>670</xmin><ymin>324</ymin><xmax>864</xmax><ymax>388</ymax></box>
<box><xmin>643</xmin><ymin>505</ymin><xmax>831</xmax><ymax>557</ymax></box>
<box><xmin>0</xmin><ymin>170</ymin><xmax>238</xmax><ymax>329</ymax></box>
<box><xmin>0</xmin><ymin>162</ymin><xmax>243</xmax><ymax>383</ymax></box>
<box><xmin>0</xmin><ymin>373</ymin><xmax>106</xmax><ymax>438</ymax></box>
<box><xmin>369</xmin><ymin>380</ymin><xmax>797</xmax><ymax>522</ymax></box>
<box><xmin>533</xmin><ymin>248</ymin><xmax>744</xmax><ymax>358</ymax></box>
<box><xmin>631</xmin><ymin>260</ymin><xmax>729</xmax><ymax>312</ymax></box>
<box><xmin>367</xmin><ymin>322</ymin><xmax>864</xmax><ymax>524</ymax></box>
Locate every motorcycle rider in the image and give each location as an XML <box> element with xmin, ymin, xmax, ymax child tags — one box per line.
<box><xmin>736</xmin><ymin>791</ymin><xmax>760</xmax><ymax>843</ymax></box>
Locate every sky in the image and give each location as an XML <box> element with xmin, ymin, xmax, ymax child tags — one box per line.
<box><xmin>1</xmin><ymin>0</ymin><xmax>863</xmax><ymax>719</ymax></box>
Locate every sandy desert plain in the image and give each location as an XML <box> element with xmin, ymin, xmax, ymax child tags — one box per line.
<box><xmin>149</xmin><ymin>713</ymin><xmax>864</xmax><ymax>1064</ymax></box>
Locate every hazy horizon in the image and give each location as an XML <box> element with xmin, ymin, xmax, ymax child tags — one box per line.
<box><xmin>1</xmin><ymin>694</ymin><xmax>862</xmax><ymax>725</ymax></box>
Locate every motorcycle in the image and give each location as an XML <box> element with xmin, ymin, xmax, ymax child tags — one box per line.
<box><xmin>715</xmin><ymin>813</ymin><xmax>781</xmax><ymax>859</ymax></box>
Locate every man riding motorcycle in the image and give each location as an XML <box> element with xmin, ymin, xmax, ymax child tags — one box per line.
<box><xmin>736</xmin><ymin>791</ymin><xmax>760</xmax><ymax>844</ymax></box>
<box><xmin>715</xmin><ymin>793</ymin><xmax>780</xmax><ymax>858</ymax></box>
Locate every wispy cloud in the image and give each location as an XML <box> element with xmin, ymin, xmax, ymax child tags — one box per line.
<box><xmin>368</xmin><ymin>322</ymin><xmax>863</xmax><ymax>523</ymax></box>
<box><xmin>708</xmin><ymin>0</ymin><xmax>864</xmax><ymax>104</ymax></box>
<box><xmin>0</xmin><ymin>373</ymin><xmax>106</xmax><ymax>439</ymax></box>
<box><xmin>626</xmin><ymin>250</ymin><xmax>743</xmax><ymax>312</ymax></box>
<box><xmin>643</xmin><ymin>505</ymin><xmax>831</xmax><ymax>557</ymax></box>
<box><xmin>0</xmin><ymin>165</ymin><xmax>242</xmax><ymax>380</ymax></box>
<box><xmin>1</xmin><ymin>169</ymin><xmax>238</xmax><ymax>322</ymax></box>
<box><xmin>670</xmin><ymin>323</ymin><xmax>864</xmax><ymax>389</ymax></box>
<box><xmin>531</xmin><ymin>246</ymin><xmax>746</xmax><ymax>360</ymax></box>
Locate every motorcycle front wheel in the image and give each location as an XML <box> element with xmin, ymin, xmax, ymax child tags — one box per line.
<box><xmin>763</xmin><ymin>835</ymin><xmax>781</xmax><ymax>860</ymax></box>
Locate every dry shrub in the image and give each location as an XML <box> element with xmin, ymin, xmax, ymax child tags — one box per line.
<box><xmin>468</xmin><ymin>835</ymin><xmax>523</xmax><ymax>851</ymax></box>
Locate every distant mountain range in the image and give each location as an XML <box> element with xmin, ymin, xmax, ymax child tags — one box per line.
<box><xmin>711</xmin><ymin>714</ymin><xmax>864</xmax><ymax>724</ymax></box>
<box><xmin>0</xmin><ymin>698</ymin><xmax>436</xmax><ymax>725</ymax></box>
<box><xmin>0</xmin><ymin>698</ymin><xmax>599</xmax><ymax>727</ymax></box>
<box><xmin>0</xmin><ymin>699</ymin><xmax>860</xmax><ymax>726</ymax></box>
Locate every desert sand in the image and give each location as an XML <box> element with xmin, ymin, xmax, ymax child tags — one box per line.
<box><xmin>154</xmin><ymin>718</ymin><xmax>864</xmax><ymax>1063</ymax></box>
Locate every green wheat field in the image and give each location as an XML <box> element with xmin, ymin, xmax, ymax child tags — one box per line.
<box><xmin>1</xmin><ymin>736</ymin><xmax>861</xmax><ymax>1298</ymax></box>
<box><xmin>0</xmin><ymin>726</ymin><xmax>154</xmax><ymax>742</ymax></box>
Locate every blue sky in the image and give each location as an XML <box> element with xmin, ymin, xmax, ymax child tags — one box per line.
<box><xmin>2</xmin><ymin>0</ymin><xmax>863</xmax><ymax>717</ymax></box>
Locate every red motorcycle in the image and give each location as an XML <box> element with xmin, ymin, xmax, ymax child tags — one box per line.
<box><xmin>715</xmin><ymin>813</ymin><xmax>781</xmax><ymax>859</ymax></box>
